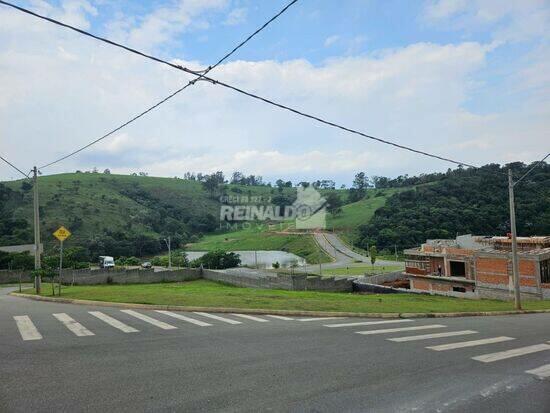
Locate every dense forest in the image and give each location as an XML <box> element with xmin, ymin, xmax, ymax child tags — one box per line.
<box><xmin>357</xmin><ymin>162</ymin><xmax>550</xmax><ymax>250</ymax></box>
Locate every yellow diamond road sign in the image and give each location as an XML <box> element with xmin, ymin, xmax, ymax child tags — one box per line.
<box><xmin>53</xmin><ymin>226</ymin><xmax>71</xmax><ymax>242</ymax></box>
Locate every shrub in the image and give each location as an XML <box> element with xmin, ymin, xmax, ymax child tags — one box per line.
<box><xmin>190</xmin><ymin>250</ymin><xmax>241</xmax><ymax>269</ymax></box>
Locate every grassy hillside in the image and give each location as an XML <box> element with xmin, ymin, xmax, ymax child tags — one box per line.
<box><xmin>0</xmin><ymin>172</ymin><xmax>408</xmax><ymax>263</ymax></box>
<box><xmin>327</xmin><ymin>188</ymin><xmax>401</xmax><ymax>230</ymax></box>
<box><xmin>0</xmin><ymin>173</ymin><xmax>332</xmax><ymax>262</ymax></box>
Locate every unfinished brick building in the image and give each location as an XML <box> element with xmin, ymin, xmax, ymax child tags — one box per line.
<box><xmin>404</xmin><ymin>235</ymin><xmax>550</xmax><ymax>300</ymax></box>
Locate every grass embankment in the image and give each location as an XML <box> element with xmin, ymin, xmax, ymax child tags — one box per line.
<box><xmin>24</xmin><ymin>280</ymin><xmax>550</xmax><ymax>313</ymax></box>
<box><xmin>189</xmin><ymin>224</ymin><xmax>332</xmax><ymax>263</ymax></box>
<box><xmin>326</xmin><ymin>189</ymin><xmax>401</xmax><ymax>231</ymax></box>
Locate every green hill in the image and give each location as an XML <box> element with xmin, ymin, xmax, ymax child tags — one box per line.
<box><xmin>1</xmin><ymin>173</ymin><xmax>222</xmax><ymax>257</ymax></box>
<box><xmin>358</xmin><ymin>162</ymin><xmax>550</xmax><ymax>250</ymax></box>
<box><xmin>9</xmin><ymin>163</ymin><xmax>538</xmax><ymax>265</ymax></box>
<box><xmin>0</xmin><ymin>173</ymin><xmax>359</xmax><ymax>263</ymax></box>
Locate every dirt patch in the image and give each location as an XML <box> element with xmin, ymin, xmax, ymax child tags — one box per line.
<box><xmin>382</xmin><ymin>279</ymin><xmax>410</xmax><ymax>289</ymax></box>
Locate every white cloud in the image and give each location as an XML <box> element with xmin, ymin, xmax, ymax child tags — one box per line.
<box><xmin>422</xmin><ymin>0</ymin><xmax>550</xmax><ymax>43</ymax></box>
<box><xmin>0</xmin><ymin>1</ymin><xmax>548</xmax><ymax>183</ymax></box>
<box><xmin>324</xmin><ymin>35</ymin><xmax>340</xmax><ymax>47</ymax></box>
<box><xmin>108</xmin><ymin>0</ymin><xmax>227</xmax><ymax>51</ymax></box>
<box><xmin>224</xmin><ymin>7</ymin><xmax>247</xmax><ymax>26</ymax></box>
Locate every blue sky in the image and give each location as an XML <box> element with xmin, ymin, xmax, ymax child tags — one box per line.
<box><xmin>0</xmin><ymin>0</ymin><xmax>548</xmax><ymax>184</ymax></box>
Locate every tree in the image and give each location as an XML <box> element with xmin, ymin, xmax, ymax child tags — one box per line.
<box><xmin>103</xmin><ymin>169</ymin><xmax>111</xmax><ymax>174</ymax></box>
<box><xmin>369</xmin><ymin>245</ymin><xmax>377</xmax><ymax>268</ymax></box>
<box><xmin>21</xmin><ymin>181</ymin><xmax>32</xmax><ymax>191</ymax></box>
<box><xmin>349</xmin><ymin>172</ymin><xmax>371</xmax><ymax>202</ymax></box>
<box><xmin>231</xmin><ymin>171</ymin><xmax>243</xmax><ymax>184</ymax></box>
<box><xmin>202</xmin><ymin>174</ymin><xmax>220</xmax><ymax>198</ymax></box>
<box><xmin>325</xmin><ymin>192</ymin><xmax>343</xmax><ymax>215</ymax></box>
<box><xmin>353</xmin><ymin>172</ymin><xmax>370</xmax><ymax>190</ymax></box>
<box><xmin>191</xmin><ymin>250</ymin><xmax>241</xmax><ymax>269</ymax></box>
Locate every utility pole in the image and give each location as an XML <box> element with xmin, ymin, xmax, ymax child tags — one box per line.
<box><xmin>508</xmin><ymin>169</ymin><xmax>521</xmax><ymax>310</ymax></box>
<box><xmin>394</xmin><ymin>244</ymin><xmax>398</xmax><ymax>262</ymax></box>
<box><xmin>32</xmin><ymin>166</ymin><xmax>42</xmax><ymax>294</ymax></box>
<box><xmin>164</xmin><ymin>236</ymin><xmax>172</xmax><ymax>269</ymax></box>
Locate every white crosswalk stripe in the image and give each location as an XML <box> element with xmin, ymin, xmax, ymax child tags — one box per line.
<box><xmin>525</xmin><ymin>364</ymin><xmax>550</xmax><ymax>379</ymax></box>
<box><xmin>388</xmin><ymin>330</ymin><xmax>477</xmax><ymax>342</ymax></box>
<box><xmin>53</xmin><ymin>313</ymin><xmax>95</xmax><ymax>337</ymax></box>
<box><xmin>120</xmin><ymin>310</ymin><xmax>177</xmax><ymax>330</ymax></box>
<box><xmin>89</xmin><ymin>311</ymin><xmax>139</xmax><ymax>333</ymax></box>
<box><xmin>155</xmin><ymin>311</ymin><xmax>212</xmax><ymax>326</ymax></box>
<box><xmin>14</xmin><ymin>316</ymin><xmax>42</xmax><ymax>341</ymax></box>
<box><xmin>326</xmin><ymin>319</ymin><xmax>413</xmax><ymax>328</ymax></box>
<box><xmin>356</xmin><ymin>324</ymin><xmax>446</xmax><ymax>335</ymax></box>
<box><xmin>266</xmin><ymin>315</ymin><xmax>294</xmax><ymax>321</ymax></box>
<box><xmin>472</xmin><ymin>343</ymin><xmax>550</xmax><ymax>363</ymax></box>
<box><xmin>231</xmin><ymin>314</ymin><xmax>269</xmax><ymax>322</ymax></box>
<box><xmin>426</xmin><ymin>336</ymin><xmax>515</xmax><ymax>351</ymax></box>
<box><xmin>193</xmin><ymin>312</ymin><xmax>242</xmax><ymax>325</ymax></box>
<box><xmin>298</xmin><ymin>317</ymin><xmax>344</xmax><ymax>322</ymax></box>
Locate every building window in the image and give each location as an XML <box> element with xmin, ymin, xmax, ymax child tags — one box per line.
<box><xmin>541</xmin><ymin>259</ymin><xmax>550</xmax><ymax>284</ymax></box>
<box><xmin>449</xmin><ymin>261</ymin><xmax>466</xmax><ymax>277</ymax></box>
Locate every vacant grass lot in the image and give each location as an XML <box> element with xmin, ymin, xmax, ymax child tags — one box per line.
<box><xmin>24</xmin><ymin>280</ymin><xmax>550</xmax><ymax>313</ymax></box>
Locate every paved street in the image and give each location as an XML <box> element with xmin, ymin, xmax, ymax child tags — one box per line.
<box><xmin>310</xmin><ymin>232</ymin><xmax>403</xmax><ymax>272</ymax></box>
<box><xmin>1</xmin><ymin>287</ymin><xmax>549</xmax><ymax>412</ymax></box>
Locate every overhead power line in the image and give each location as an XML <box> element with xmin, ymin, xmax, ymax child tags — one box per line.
<box><xmin>514</xmin><ymin>152</ymin><xmax>550</xmax><ymax>186</ymax></box>
<box><xmin>0</xmin><ymin>154</ymin><xmax>29</xmax><ymax>178</ymax></box>
<box><xmin>2</xmin><ymin>0</ymin><xmax>479</xmax><ymax>170</ymax></box>
<box><xmin>0</xmin><ymin>0</ymin><xmax>299</xmax><ymax>169</ymax></box>
<box><xmin>196</xmin><ymin>75</ymin><xmax>478</xmax><ymax>168</ymax></box>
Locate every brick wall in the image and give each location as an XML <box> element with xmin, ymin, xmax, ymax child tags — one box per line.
<box><xmin>476</xmin><ymin>257</ymin><xmax>508</xmax><ymax>275</ymax></box>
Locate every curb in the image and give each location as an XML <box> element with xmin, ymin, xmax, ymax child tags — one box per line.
<box><xmin>9</xmin><ymin>292</ymin><xmax>550</xmax><ymax>319</ymax></box>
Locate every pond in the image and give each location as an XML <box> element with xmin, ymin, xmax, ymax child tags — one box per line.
<box><xmin>185</xmin><ymin>250</ymin><xmax>307</xmax><ymax>269</ymax></box>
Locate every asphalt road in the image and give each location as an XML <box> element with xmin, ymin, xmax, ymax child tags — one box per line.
<box><xmin>1</xmin><ymin>287</ymin><xmax>549</xmax><ymax>412</ymax></box>
<box><xmin>309</xmin><ymin>232</ymin><xmax>403</xmax><ymax>271</ymax></box>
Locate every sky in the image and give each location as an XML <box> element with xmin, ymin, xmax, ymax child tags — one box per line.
<box><xmin>0</xmin><ymin>0</ymin><xmax>548</xmax><ymax>185</ymax></box>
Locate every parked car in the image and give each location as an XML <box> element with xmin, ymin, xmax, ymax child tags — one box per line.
<box><xmin>141</xmin><ymin>261</ymin><xmax>152</xmax><ymax>269</ymax></box>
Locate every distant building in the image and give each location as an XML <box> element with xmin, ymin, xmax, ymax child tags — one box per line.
<box><xmin>404</xmin><ymin>235</ymin><xmax>550</xmax><ymax>300</ymax></box>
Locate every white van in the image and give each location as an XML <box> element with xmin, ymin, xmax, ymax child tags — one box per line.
<box><xmin>99</xmin><ymin>256</ymin><xmax>115</xmax><ymax>268</ymax></box>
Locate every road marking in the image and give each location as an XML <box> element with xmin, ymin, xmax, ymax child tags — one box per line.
<box><xmin>120</xmin><ymin>310</ymin><xmax>177</xmax><ymax>330</ymax></box>
<box><xmin>266</xmin><ymin>315</ymin><xmax>294</xmax><ymax>321</ymax></box>
<box><xmin>53</xmin><ymin>313</ymin><xmax>95</xmax><ymax>337</ymax></box>
<box><xmin>472</xmin><ymin>343</ymin><xmax>550</xmax><ymax>363</ymax></box>
<box><xmin>388</xmin><ymin>330</ymin><xmax>477</xmax><ymax>342</ymax></box>
<box><xmin>326</xmin><ymin>319</ymin><xmax>413</xmax><ymax>328</ymax></box>
<box><xmin>155</xmin><ymin>311</ymin><xmax>212</xmax><ymax>326</ymax></box>
<box><xmin>193</xmin><ymin>312</ymin><xmax>242</xmax><ymax>325</ymax></box>
<box><xmin>298</xmin><ymin>317</ymin><xmax>344</xmax><ymax>322</ymax></box>
<box><xmin>427</xmin><ymin>336</ymin><xmax>515</xmax><ymax>351</ymax></box>
<box><xmin>14</xmin><ymin>316</ymin><xmax>42</xmax><ymax>341</ymax></box>
<box><xmin>89</xmin><ymin>311</ymin><xmax>139</xmax><ymax>333</ymax></box>
<box><xmin>526</xmin><ymin>364</ymin><xmax>550</xmax><ymax>379</ymax></box>
<box><xmin>231</xmin><ymin>314</ymin><xmax>269</xmax><ymax>322</ymax></box>
<box><xmin>356</xmin><ymin>324</ymin><xmax>446</xmax><ymax>335</ymax></box>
